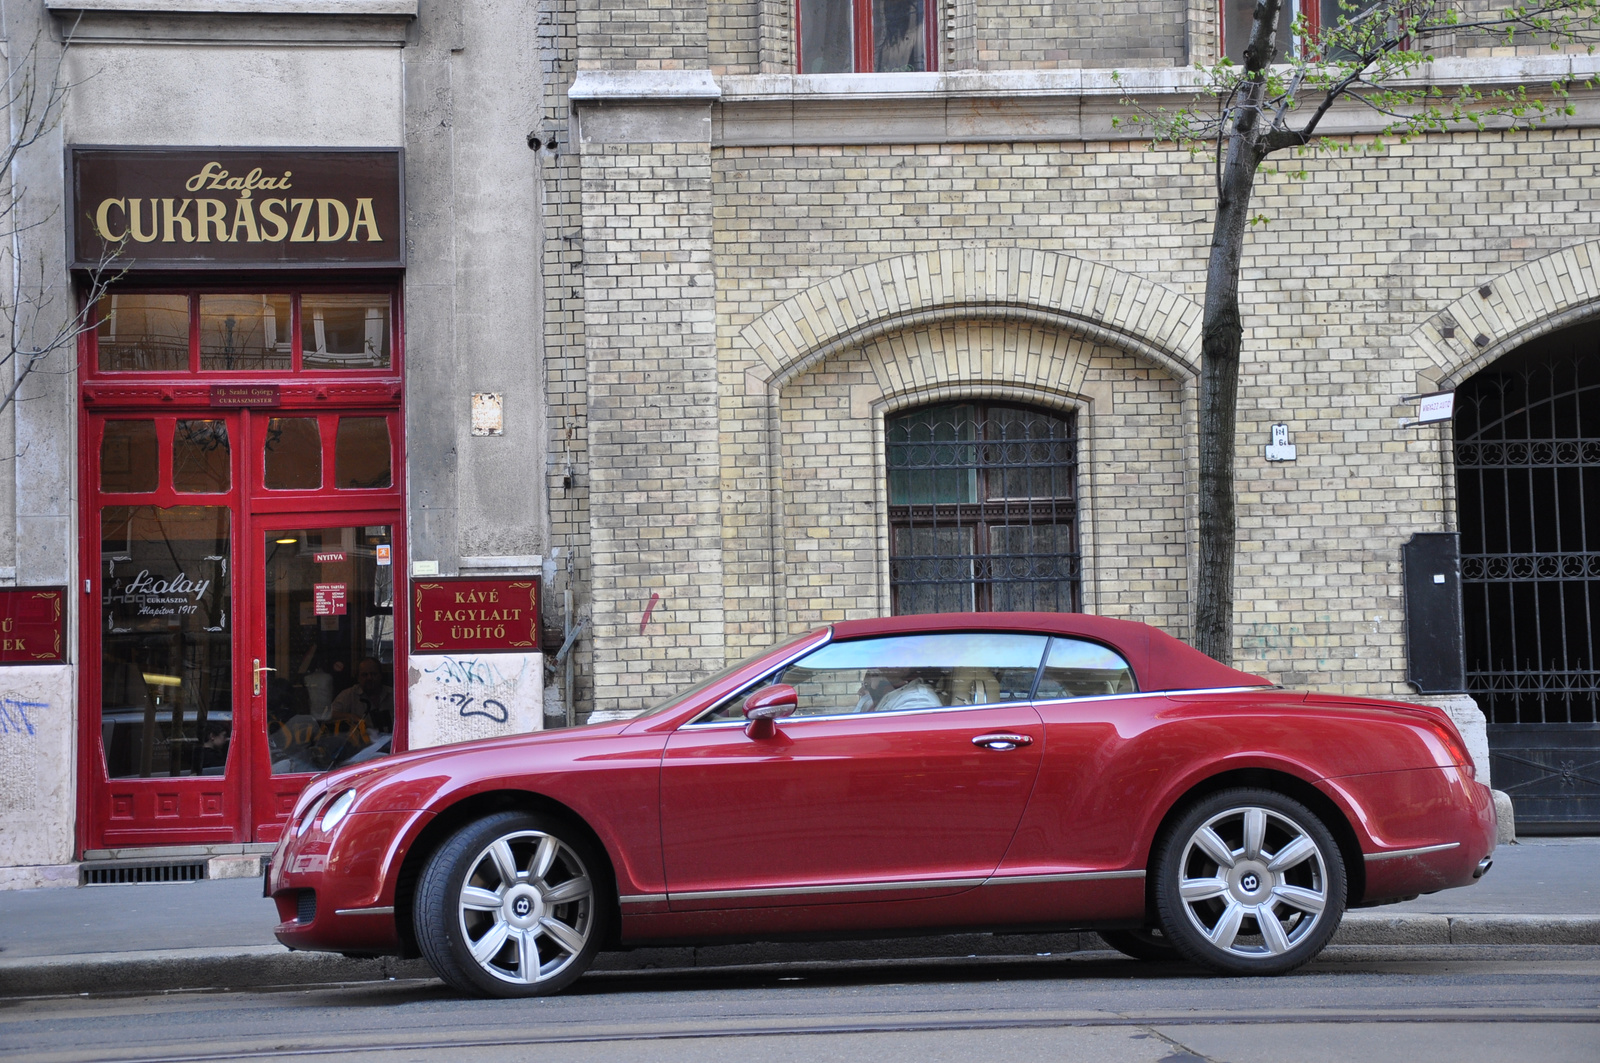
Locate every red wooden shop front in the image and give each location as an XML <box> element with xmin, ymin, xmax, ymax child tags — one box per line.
<box><xmin>78</xmin><ymin>288</ymin><xmax>406</xmax><ymax>849</ymax></box>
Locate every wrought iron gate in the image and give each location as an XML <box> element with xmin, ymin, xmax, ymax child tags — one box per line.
<box><xmin>1456</xmin><ymin>329</ymin><xmax>1600</xmax><ymax>832</ymax></box>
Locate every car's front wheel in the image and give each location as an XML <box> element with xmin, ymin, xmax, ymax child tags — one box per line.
<box><xmin>1153</xmin><ymin>788</ymin><xmax>1346</xmax><ymax>976</ymax></box>
<box><xmin>414</xmin><ymin>810</ymin><xmax>607</xmax><ymax>997</ymax></box>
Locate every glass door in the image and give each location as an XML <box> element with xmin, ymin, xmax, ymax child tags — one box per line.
<box><xmin>89</xmin><ymin>415</ymin><xmax>244</xmax><ymax>847</ymax></box>
<box><xmin>252</xmin><ymin>521</ymin><xmax>398</xmax><ymax>839</ymax></box>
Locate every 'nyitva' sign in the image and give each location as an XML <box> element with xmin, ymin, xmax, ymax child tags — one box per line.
<box><xmin>69</xmin><ymin>148</ymin><xmax>404</xmax><ymax>270</ymax></box>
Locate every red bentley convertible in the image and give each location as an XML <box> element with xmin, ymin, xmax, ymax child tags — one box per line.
<box><xmin>267</xmin><ymin>612</ymin><xmax>1496</xmax><ymax>996</ymax></box>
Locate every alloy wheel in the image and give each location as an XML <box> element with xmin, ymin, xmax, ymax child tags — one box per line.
<box><xmin>455</xmin><ymin>829</ymin><xmax>596</xmax><ymax>985</ymax></box>
<box><xmin>1172</xmin><ymin>803</ymin><xmax>1330</xmax><ymax>959</ymax></box>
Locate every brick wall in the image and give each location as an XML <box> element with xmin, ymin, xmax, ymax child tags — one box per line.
<box><xmin>580</xmin><ymin>137</ymin><xmax>726</xmax><ymax>715</ymax></box>
<box><xmin>975</xmin><ymin>1</ymin><xmax>1188</xmax><ymax>68</ymax></box>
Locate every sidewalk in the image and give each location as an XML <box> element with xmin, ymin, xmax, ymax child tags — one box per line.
<box><xmin>2</xmin><ymin>837</ymin><xmax>1597</xmax><ymax>997</ymax></box>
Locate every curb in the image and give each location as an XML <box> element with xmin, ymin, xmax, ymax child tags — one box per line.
<box><xmin>2</xmin><ymin>914</ymin><xmax>1597</xmax><ymax>998</ymax></box>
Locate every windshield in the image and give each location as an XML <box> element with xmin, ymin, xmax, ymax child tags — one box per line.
<box><xmin>635</xmin><ymin>630</ymin><xmax>824</xmax><ymax>718</ymax></box>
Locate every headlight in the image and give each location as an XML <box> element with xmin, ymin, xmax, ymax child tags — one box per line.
<box><xmin>319</xmin><ymin>789</ymin><xmax>357</xmax><ymax>833</ymax></box>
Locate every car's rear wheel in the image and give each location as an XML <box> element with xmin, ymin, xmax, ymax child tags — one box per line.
<box><xmin>1098</xmin><ymin>927</ymin><xmax>1180</xmax><ymax>961</ymax></box>
<box><xmin>1153</xmin><ymin>788</ymin><xmax>1345</xmax><ymax>976</ymax></box>
<box><xmin>414</xmin><ymin>810</ymin><xmax>607</xmax><ymax>997</ymax></box>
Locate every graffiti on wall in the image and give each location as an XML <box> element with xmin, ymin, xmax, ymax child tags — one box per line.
<box><xmin>0</xmin><ymin>695</ymin><xmax>43</xmax><ymax>738</ymax></box>
<box><xmin>422</xmin><ymin>656</ymin><xmax>511</xmax><ymax>724</ymax></box>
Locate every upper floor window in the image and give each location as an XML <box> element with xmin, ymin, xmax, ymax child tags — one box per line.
<box><xmin>887</xmin><ymin>402</ymin><xmax>1080</xmax><ymax>615</ymax></box>
<box><xmin>799</xmin><ymin>0</ymin><xmax>937</xmax><ymax>73</ymax></box>
<box><xmin>1223</xmin><ymin>1</ymin><xmax>1380</xmax><ymax>64</ymax></box>
<box><xmin>92</xmin><ymin>289</ymin><xmax>394</xmax><ymax>374</ymax></box>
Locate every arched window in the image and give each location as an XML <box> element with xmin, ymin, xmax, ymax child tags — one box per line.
<box><xmin>886</xmin><ymin>402</ymin><xmax>1080</xmax><ymax>615</ymax></box>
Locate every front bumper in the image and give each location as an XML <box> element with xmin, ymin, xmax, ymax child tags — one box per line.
<box><xmin>267</xmin><ymin>808</ymin><xmax>432</xmax><ymax>955</ymax></box>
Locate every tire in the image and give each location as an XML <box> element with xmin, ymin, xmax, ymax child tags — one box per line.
<box><xmin>1098</xmin><ymin>927</ymin><xmax>1180</xmax><ymax>961</ymax></box>
<box><xmin>414</xmin><ymin>810</ymin><xmax>609</xmax><ymax>998</ymax></box>
<box><xmin>1153</xmin><ymin>788</ymin><xmax>1346</xmax><ymax>976</ymax></box>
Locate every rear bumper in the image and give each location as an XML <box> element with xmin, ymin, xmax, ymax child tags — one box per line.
<box><xmin>1323</xmin><ymin>769</ymin><xmax>1497</xmax><ymax>905</ymax></box>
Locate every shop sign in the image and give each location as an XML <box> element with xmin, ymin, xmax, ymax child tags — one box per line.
<box><xmin>0</xmin><ymin>588</ymin><xmax>65</xmax><ymax>664</ymax></box>
<box><xmin>105</xmin><ymin>553</ymin><xmax>228</xmax><ymax>634</ymax></box>
<box><xmin>313</xmin><ymin>551</ymin><xmax>347</xmax><ymax>564</ymax></box>
<box><xmin>210</xmin><ymin>385</ymin><xmax>280</xmax><ymax>407</ymax></box>
<box><xmin>314</xmin><ymin>583</ymin><xmax>348</xmax><ymax>616</ymax></box>
<box><xmin>69</xmin><ymin>147</ymin><xmax>404</xmax><ymax>270</ymax></box>
<box><xmin>413</xmin><ymin>578</ymin><xmax>540</xmax><ymax>653</ymax></box>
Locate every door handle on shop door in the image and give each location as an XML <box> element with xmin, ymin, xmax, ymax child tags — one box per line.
<box><xmin>972</xmin><ymin>733</ymin><xmax>1033</xmax><ymax>751</ymax></box>
<box><xmin>253</xmin><ymin>659</ymin><xmax>277</xmax><ymax>697</ymax></box>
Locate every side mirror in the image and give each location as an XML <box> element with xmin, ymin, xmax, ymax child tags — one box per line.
<box><xmin>743</xmin><ymin>684</ymin><xmax>798</xmax><ymax>739</ymax></box>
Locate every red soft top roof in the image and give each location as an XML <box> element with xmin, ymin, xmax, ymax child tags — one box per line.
<box><xmin>828</xmin><ymin>612</ymin><xmax>1270</xmax><ymax>693</ymax></box>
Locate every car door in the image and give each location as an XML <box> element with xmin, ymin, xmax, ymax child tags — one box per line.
<box><xmin>659</xmin><ymin>631</ymin><xmax>1048</xmax><ymax>910</ymax></box>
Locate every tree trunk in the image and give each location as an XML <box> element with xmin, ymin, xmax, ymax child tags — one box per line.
<box><xmin>1192</xmin><ymin>0</ymin><xmax>1279</xmax><ymax>664</ymax></box>
<box><xmin>1194</xmin><ymin>151</ymin><xmax>1261</xmax><ymax>664</ymax></box>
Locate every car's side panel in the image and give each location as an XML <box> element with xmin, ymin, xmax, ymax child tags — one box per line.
<box><xmin>1000</xmin><ymin>691</ymin><xmax>1473</xmax><ymax>883</ymax></box>
<box><xmin>660</xmin><ymin>705</ymin><xmax>1045</xmax><ymax>909</ymax></box>
<box><xmin>618</xmin><ymin>876</ymin><xmax>1144</xmax><ymax>945</ymax></box>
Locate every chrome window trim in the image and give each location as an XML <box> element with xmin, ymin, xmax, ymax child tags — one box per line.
<box><xmin>683</xmin><ymin>685</ymin><xmax>1274</xmax><ymax>729</ymax></box>
<box><xmin>1363</xmin><ymin>841</ymin><xmax>1462</xmax><ymax>862</ymax></box>
<box><xmin>1031</xmin><ymin>685</ymin><xmax>1274</xmax><ymax>709</ymax></box>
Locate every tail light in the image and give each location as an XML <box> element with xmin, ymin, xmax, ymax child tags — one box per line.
<box><xmin>1421</xmin><ymin>717</ymin><xmax>1476</xmax><ymax>778</ymax></box>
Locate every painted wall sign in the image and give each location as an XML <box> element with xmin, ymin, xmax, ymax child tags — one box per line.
<box><xmin>413</xmin><ymin>578</ymin><xmax>540</xmax><ymax>653</ymax></box>
<box><xmin>0</xmin><ymin>588</ymin><xmax>66</xmax><ymax>664</ymax></box>
<box><xmin>209</xmin><ymin>384</ymin><xmax>280</xmax><ymax>407</ymax></box>
<box><xmin>69</xmin><ymin>147</ymin><xmax>404</xmax><ymax>270</ymax></box>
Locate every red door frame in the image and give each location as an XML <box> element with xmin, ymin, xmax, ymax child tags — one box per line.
<box><xmin>76</xmin><ymin>284</ymin><xmax>406</xmax><ymax>854</ymax></box>
<box><xmin>248</xmin><ymin>503</ymin><xmax>407</xmax><ymax>845</ymax></box>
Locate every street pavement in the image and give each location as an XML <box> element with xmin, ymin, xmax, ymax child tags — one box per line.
<box><xmin>3</xmin><ymin>945</ymin><xmax>1598</xmax><ymax>1062</ymax></box>
<box><xmin>0</xmin><ymin>837</ymin><xmax>1596</xmax><ymax>998</ymax></box>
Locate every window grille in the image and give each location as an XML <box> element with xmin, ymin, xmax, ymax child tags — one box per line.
<box><xmin>886</xmin><ymin>402</ymin><xmax>1080</xmax><ymax>615</ymax></box>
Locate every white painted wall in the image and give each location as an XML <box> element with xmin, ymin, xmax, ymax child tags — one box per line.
<box><xmin>0</xmin><ymin>667</ymin><xmax>77</xmax><ymax>888</ymax></box>
<box><xmin>407</xmin><ymin>652</ymin><xmax>544</xmax><ymax>749</ymax></box>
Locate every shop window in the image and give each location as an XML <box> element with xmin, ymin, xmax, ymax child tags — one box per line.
<box><xmin>799</xmin><ymin>0</ymin><xmax>935</xmax><ymax>73</ymax></box>
<box><xmin>100</xmin><ymin>420</ymin><xmax>159</xmax><ymax>493</ymax></box>
<box><xmin>100</xmin><ymin>505</ymin><xmax>233</xmax><ymax>778</ymax></box>
<box><xmin>198</xmin><ymin>294</ymin><xmax>292</xmax><ymax>372</ymax></box>
<box><xmin>302</xmin><ymin>294</ymin><xmax>391</xmax><ymax>370</ymax></box>
<box><xmin>886</xmin><ymin>402</ymin><xmax>1080</xmax><ymax>615</ymax></box>
<box><xmin>264</xmin><ymin>417</ymin><xmax>323</xmax><ymax>490</ymax></box>
<box><xmin>96</xmin><ymin>294</ymin><xmax>189</xmax><ymax>372</ymax></box>
<box><xmin>1222</xmin><ymin>0</ymin><xmax>1381</xmax><ymax>63</ymax></box>
<box><xmin>91</xmin><ymin>290</ymin><xmax>394</xmax><ymax>374</ymax></box>
<box><xmin>335</xmin><ymin>417</ymin><xmax>392</xmax><ymax>489</ymax></box>
<box><xmin>172</xmin><ymin>420</ymin><xmax>231</xmax><ymax>493</ymax></box>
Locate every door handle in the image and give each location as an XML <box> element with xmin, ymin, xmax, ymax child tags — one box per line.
<box><xmin>972</xmin><ymin>733</ymin><xmax>1033</xmax><ymax>751</ymax></box>
<box><xmin>253</xmin><ymin>659</ymin><xmax>276</xmax><ymax>697</ymax></box>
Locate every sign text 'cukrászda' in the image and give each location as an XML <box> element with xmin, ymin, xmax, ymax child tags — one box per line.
<box><xmin>70</xmin><ymin>148</ymin><xmax>404</xmax><ymax>270</ymax></box>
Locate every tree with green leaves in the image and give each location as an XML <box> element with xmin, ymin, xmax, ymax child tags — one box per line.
<box><xmin>1118</xmin><ymin>1</ymin><xmax>1600</xmax><ymax>663</ymax></box>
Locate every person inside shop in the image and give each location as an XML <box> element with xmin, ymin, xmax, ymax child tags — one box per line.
<box><xmin>316</xmin><ymin>657</ymin><xmax>394</xmax><ymax>767</ymax></box>
<box><xmin>198</xmin><ymin>719</ymin><xmax>231</xmax><ymax>774</ymax></box>
<box><xmin>854</xmin><ymin>668</ymin><xmax>944</xmax><ymax>714</ymax></box>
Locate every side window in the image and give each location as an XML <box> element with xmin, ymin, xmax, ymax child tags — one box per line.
<box><xmin>698</xmin><ymin>632</ymin><xmax>1048</xmax><ymax>721</ymax></box>
<box><xmin>1034</xmin><ymin>638</ymin><xmax>1136</xmax><ymax>700</ymax></box>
